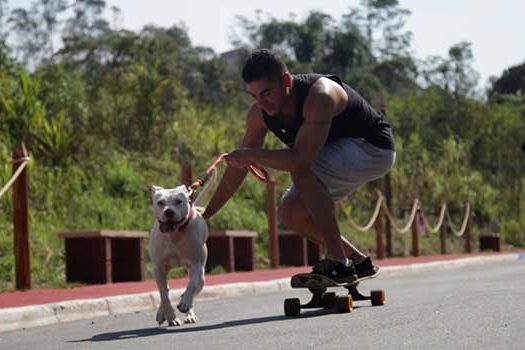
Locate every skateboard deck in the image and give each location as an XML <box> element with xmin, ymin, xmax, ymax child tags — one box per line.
<box><xmin>291</xmin><ymin>273</ymin><xmax>360</xmax><ymax>289</ymax></box>
<box><xmin>284</xmin><ymin>272</ymin><xmax>386</xmax><ymax>316</ymax></box>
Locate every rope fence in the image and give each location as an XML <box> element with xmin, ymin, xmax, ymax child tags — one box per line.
<box><xmin>2</xmin><ymin>143</ymin><xmax>32</xmax><ymax>290</ymax></box>
<box><xmin>445</xmin><ymin>203</ymin><xmax>472</xmax><ymax>237</ymax></box>
<box><xmin>420</xmin><ymin>204</ymin><xmax>447</xmax><ymax>234</ymax></box>
<box><xmin>341</xmin><ymin>194</ymin><xmax>384</xmax><ymax>232</ymax></box>
<box><xmin>0</xmin><ymin>146</ymin><xmax>479</xmax><ymax>291</ymax></box>
<box><xmin>182</xmin><ymin>160</ymin><xmax>474</xmax><ymax>263</ymax></box>
<box><xmin>339</xmin><ymin>191</ymin><xmax>472</xmax><ymax>258</ymax></box>
<box><xmin>0</xmin><ymin>156</ymin><xmax>30</xmax><ymax>200</ymax></box>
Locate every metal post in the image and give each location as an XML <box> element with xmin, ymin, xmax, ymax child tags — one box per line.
<box><xmin>13</xmin><ymin>143</ymin><xmax>31</xmax><ymax>290</ymax></box>
<box><xmin>267</xmin><ymin>177</ymin><xmax>279</xmax><ymax>268</ymax></box>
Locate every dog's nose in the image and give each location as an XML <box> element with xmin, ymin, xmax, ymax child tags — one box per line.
<box><xmin>164</xmin><ymin>208</ymin><xmax>175</xmax><ymax>218</ymax></box>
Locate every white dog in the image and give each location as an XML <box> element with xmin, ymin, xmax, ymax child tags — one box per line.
<box><xmin>149</xmin><ymin>170</ymin><xmax>216</xmax><ymax>326</ymax></box>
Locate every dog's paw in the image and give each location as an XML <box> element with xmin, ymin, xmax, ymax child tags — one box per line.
<box><xmin>177</xmin><ymin>294</ymin><xmax>193</xmax><ymax>314</ymax></box>
<box><xmin>184</xmin><ymin>309</ymin><xmax>198</xmax><ymax>324</ymax></box>
<box><xmin>168</xmin><ymin>318</ymin><xmax>182</xmax><ymax>327</ymax></box>
<box><xmin>156</xmin><ymin>304</ymin><xmax>181</xmax><ymax>327</ymax></box>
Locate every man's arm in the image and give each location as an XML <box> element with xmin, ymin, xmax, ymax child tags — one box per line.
<box><xmin>202</xmin><ymin>105</ymin><xmax>267</xmax><ymax>220</ymax></box>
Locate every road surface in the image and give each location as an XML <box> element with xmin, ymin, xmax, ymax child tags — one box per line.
<box><xmin>1</xmin><ymin>259</ymin><xmax>523</xmax><ymax>349</ymax></box>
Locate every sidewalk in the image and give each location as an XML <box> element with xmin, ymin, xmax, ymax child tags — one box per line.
<box><xmin>1</xmin><ymin>251</ymin><xmax>524</xmax><ymax>333</ymax></box>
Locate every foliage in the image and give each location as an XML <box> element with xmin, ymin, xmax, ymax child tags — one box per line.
<box><xmin>0</xmin><ymin>0</ymin><xmax>524</xmax><ymax>290</ymax></box>
<box><xmin>489</xmin><ymin>61</ymin><xmax>525</xmax><ymax>98</ymax></box>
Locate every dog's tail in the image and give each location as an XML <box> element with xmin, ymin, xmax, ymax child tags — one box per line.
<box><xmin>193</xmin><ymin>167</ymin><xmax>218</xmax><ymax>207</ymax></box>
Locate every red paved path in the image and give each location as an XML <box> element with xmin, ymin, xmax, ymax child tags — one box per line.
<box><xmin>1</xmin><ymin>252</ymin><xmax>520</xmax><ymax>309</ymax></box>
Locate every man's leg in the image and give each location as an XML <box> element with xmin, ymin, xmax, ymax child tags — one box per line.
<box><xmin>287</xmin><ymin>169</ymin><xmax>361</xmax><ymax>264</ymax></box>
<box><xmin>278</xmin><ymin>188</ymin><xmax>367</xmax><ymax>262</ymax></box>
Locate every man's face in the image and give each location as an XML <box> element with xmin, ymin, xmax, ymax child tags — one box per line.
<box><xmin>246</xmin><ymin>77</ymin><xmax>288</xmax><ymax>116</ymax></box>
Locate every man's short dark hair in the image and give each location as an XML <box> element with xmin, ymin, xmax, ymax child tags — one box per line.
<box><xmin>241</xmin><ymin>49</ymin><xmax>288</xmax><ymax>83</ymax></box>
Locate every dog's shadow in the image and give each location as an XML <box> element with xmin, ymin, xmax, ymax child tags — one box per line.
<box><xmin>69</xmin><ymin>309</ymin><xmax>342</xmax><ymax>343</ymax></box>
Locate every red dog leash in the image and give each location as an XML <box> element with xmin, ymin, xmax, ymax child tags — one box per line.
<box><xmin>188</xmin><ymin>153</ymin><xmax>268</xmax><ymax>195</ymax></box>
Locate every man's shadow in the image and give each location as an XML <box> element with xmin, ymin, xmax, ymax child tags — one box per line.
<box><xmin>69</xmin><ymin>308</ymin><xmax>341</xmax><ymax>343</ymax></box>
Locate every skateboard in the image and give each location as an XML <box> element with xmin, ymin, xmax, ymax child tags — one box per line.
<box><xmin>283</xmin><ymin>273</ymin><xmax>386</xmax><ymax>316</ymax></box>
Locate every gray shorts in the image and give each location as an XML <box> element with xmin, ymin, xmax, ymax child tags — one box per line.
<box><xmin>283</xmin><ymin>138</ymin><xmax>396</xmax><ymax>201</ymax></box>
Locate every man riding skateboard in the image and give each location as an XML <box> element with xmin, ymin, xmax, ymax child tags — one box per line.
<box><xmin>203</xmin><ymin>49</ymin><xmax>395</xmax><ymax>283</ymax></box>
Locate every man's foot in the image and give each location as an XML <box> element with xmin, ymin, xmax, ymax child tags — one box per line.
<box><xmin>354</xmin><ymin>256</ymin><xmax>380</xmax><ymax>279</ymax></box>
<box><xmin>312</xmin><ymin>259</ymin><xmax>358</xmax><ymax>283</ymax></box>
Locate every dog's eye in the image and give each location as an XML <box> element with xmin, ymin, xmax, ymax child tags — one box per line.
<box><xmin>157</xmin><ymin>200</ymin><xmax>166</xmax><ymax>207</ymax></box>
<box><xmin>174</xmin><ymin>199</ymin><xmax>183</xmax><ymax>205</ymax></box>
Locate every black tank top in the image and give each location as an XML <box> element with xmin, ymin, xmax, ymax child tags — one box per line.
<box><xmin>262</xmin><ymin>73</ymin><xmax>395</xmax><ymax>150</ymax></box>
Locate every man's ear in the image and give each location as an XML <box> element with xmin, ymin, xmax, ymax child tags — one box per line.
<box><xmin>283</xmin><ymin>72</ymin><xmax>293</xmax><ymax>89</ymax></box>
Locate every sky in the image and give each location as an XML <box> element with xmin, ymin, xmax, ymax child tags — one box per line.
<box><xmin>11</xmin><ymin>0</ymin><xmax>525</xmax><ymax>87</ymax></box>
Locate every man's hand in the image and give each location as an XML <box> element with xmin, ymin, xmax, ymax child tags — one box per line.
<box><xmin>224</xmin><ymin>148</ymin><xmax>253</xmax><ymax>168</ymax></box>
<box><xmin>195</xmin><ymin>206</ymin><xmax>205</xmax><ymax>214</ymax></box>
<box><xmin>201</xmin><ymin>210</ymin><xmax>211</xmax><ymax>221</ymax></box>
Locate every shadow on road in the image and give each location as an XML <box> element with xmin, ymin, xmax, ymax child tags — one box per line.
<box><xmin>69</xmin><ymin>309</ymin><xmax>343</xmax><ymax>343</ymax></box>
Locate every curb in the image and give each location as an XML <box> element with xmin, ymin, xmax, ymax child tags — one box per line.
<box><xmin>379</xmin><ymin>253</ymin><xmax>522</xmax><ymax>276</ymax></box>
<box><xmin>0</xmin><ymin>253</ymin><xmax>522</xmax><ymax>333</ymax></box>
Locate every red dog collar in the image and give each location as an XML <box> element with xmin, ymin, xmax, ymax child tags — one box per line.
<box><xmin>177</xmin><ymin>203</ymin><xmax>196</xmax><ymax>232</ymax></box>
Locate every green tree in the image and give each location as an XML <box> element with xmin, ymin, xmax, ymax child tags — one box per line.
<box><xmin>233</xmin><ymin>3</ymin><xmax>417</xmax><ymax>96</ymax></box>
<box><xmin>63</xmin><ymin>0</ymin><xmax>109</xmax><ymax>39</ymax></box>
<box><xmin>347</xmin><ymin>0</ymin><xmax>412</xmax><ymax>60</ymax></box>
<box><xmin>489</xmin><ymin>61</ymin><xmax>525</xmax><ymax>99</ymax></box>
<box><xmin>0</xmin><ymin>0</ymin><xmax>8</xmax><ymax>35</ymax></box>
<box><xmin>7</xmin><ymin>0</ymin><xmax>69</xmax><ymax>68</ymax></box>
<box><xmin>420</xmin><ymin>42</ymin><xmax>479</xmax><ymax>99</ymax></box>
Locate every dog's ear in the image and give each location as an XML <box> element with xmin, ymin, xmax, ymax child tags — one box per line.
<box><xmin>175</xmin><ymin>185</ymin><xmax>190</xmax><ymax>196</ymax></box>
<box><xmin>151</xmin><ymin>185</ymin><xmax>161</xmax><ymax>196</ymax></box>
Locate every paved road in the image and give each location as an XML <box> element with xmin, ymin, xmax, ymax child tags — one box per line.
<box><xmin>1</xmin><ymin>260</ymin><xmax>524</xmax><ymax>350</ymax></box>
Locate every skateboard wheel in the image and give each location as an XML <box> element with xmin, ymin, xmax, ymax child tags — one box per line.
<box><xmin>284</xmin><ymin>298</ymin><xmax>301</xmax><ymax>316</ymax></box>
<box><xmin>322</xmin><ymin>292</ymin><xmax>336</xmax><ymax>305</ymax></box>
<box><xmin>335</xmin><ymin>295</ymin><xmax>353</xmax><ymax>313</ymax></box>
<box><xmin>370</xmin><ymin>290</ymin><xmax>386</xmax><ymax>306</ymax></box>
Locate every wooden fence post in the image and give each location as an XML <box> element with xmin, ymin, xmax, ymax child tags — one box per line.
<box><xmin>384</xmin><ymin>173</ymin><xmax>393</xmax><ymax>257</ymax></box>
<box><xmin>373</xmin><ymin>95</ymin><xmax>393</xmax><ymax>257</ymax></box>
<box><xmin>267</xmin><ymin>177</ymin><xmax>279</xmax><ymax>268</ymax></box>
<box><xmin>440</xmin><ymin>219</ymin><xmax>447</xmax><ymax>255</ymax></box>
<box><xmin>464</xmin><ymin>202</ymin><xmax>472</xmax><ymax>253</ymax></box>
<box><xmin>181</xmin><ymin>161</ymin><xmax>193</xmax><ymax>187</ymax></box>
<box><xmin>13</xmin><ymin>143</ymin><xmax>31</xmax><ymax>290</ymax></box>
<box><xmin>411</xmin><ymin>203</ymin><xmax>420</xmax><ymax>257</ymax></box>
<box><xmin>374</xmin><ymin>201</ymin><xmax>385</xmax><ymax>260</ymax></box>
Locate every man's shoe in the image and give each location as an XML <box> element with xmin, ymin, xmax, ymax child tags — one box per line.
<box><xmin>312</xmin><ymin>259</ymin><xmax>358</xmax><ymax>283</ymax></box>
<box><xmin>354</xmin><ymin>256</ymin><xmax>380</xmax><ymax>279</ymax></box>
